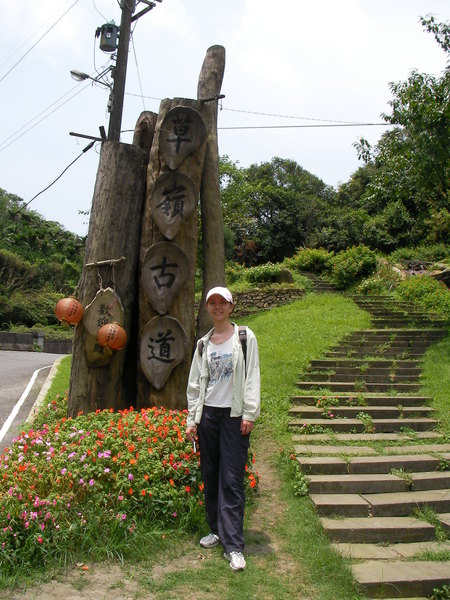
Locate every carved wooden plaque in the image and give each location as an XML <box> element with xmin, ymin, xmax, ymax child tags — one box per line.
<box><xmin>160</xmin><ymin>106</ymin><xmax>206</xmax><ymax>170</ymax></box>
<box><xmin>140</xmin><ymin>315</ymin><xmax>188</xmax><ymax>389</ymax></box>
<box><xmin>150</xmin><ymin>172</ymin><xmax>197</xmax><ymax>240</ymax></box>
<box><xmin>142</xmin><ymin>242</ymin><xmax>188</xmax><ymax>315</ymax></box>
<box><xmin>83</xmin><ymin>287</ymin><xmax>124</xmax><ymax>367</ymax></box>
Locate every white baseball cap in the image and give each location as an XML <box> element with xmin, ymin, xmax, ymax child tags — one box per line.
<box><xmin>206</xmin><ymin>286</ymin><xmax>233</xmax><ymax>304</ymax></box>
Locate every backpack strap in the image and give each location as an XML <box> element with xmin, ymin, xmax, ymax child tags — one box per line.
<box><xmin>238</xmin><ymin>325</ymin><xmax>247</xmax><ymax>369</ymax></box>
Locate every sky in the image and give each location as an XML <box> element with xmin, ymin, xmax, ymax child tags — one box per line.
<box><xmin>0</xmin><ymin>0</ymin><xmax>448</xmax><ymax>236</ymax></box>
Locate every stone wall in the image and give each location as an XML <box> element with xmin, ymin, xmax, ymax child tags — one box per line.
<box><xmin>196</xmin><ymin>287</ymin><xmax>305</xmax><ymax>318</ymax></box>
<box><xmin>232</xmin><ymin>287</ymin><xmax>305</xmax><ymax>316</ymax></box>
<box><xmin>0</xmin><ymin>331</ymin><xmax>72</xmax><ymax>354</ymax></box>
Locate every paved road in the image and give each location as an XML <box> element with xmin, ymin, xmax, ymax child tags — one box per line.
<box><xmin>0</xmin><ymin>350</ymin><xmax>65</xmax><ymax>450</ymax></box>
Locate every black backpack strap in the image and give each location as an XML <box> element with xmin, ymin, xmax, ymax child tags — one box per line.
<box><xmin>198</xmin><ymin>339</ymin><xmax>204</xmax><ymax>357</ymax></box>
<box><xmin>238</xmin><ymin>326</ymin><xmax>247</xmax><ymax>369</ymax></box>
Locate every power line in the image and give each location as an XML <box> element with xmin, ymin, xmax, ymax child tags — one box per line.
<box><xmin>221</xmin><ymin>107</ymin><xmax>364</xmax><ymax>124</ymax></box>
<box><xmin>0</xmin><ymin>0</ymin><xmax>80</xmax><ymax>84</ymax></box>
<box><xmin>16</xmin><ymin>141</ymin><xmax>96</xmax><ymax>213</ymax></box>
<box><xmin>124</xmin><ymin>93</ymin><xmax>388</xmax><ymax>127</ymax></box>
<box><xmin>0</xmin><ymin>82</ymin><xmax>94</xmax><ymax>153</ymax></box>
<box><xmin>218</xmin><ymin>123</ymin><xmax>391</xmax><ymax>130</ymax></box>
<box><xmin>130</xmin><ymin>31</ymin><xmax>146</xmax><ymax>111</ymax></box>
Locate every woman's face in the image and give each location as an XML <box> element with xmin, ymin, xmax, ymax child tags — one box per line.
<box><xmin>206</xmin><ymin>294</ymin><xmax>234</xmax><ymax>324</ymax></box>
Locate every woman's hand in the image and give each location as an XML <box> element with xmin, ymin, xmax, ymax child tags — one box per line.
<box><xmin>240</xmin><ymin>419</ymin><xmax>254</xmax><ymax>436</ymax></box>
<box><xmin>186</xmin><ymin>425</ymin><xmax>198</xmax><ymax>443</ymax></box>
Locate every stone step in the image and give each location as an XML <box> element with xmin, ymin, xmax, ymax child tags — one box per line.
<box><xmin>308</xmin><ymin>474</ymin><xmax>409</xmax><ymax>494</ymax></box>
<box><xmin>294</xmin><ymin>443</ymin><xmax>450</xmax><ymax>456</ymax></box>
<box><xmin>307</xmin><ymin>367</ymin><xmax>422</xmax><ymax>378</ymax></box>
<box><xmin>438</xmin><ymin>513</ymin><xmax>450</xmax><ymax>532</ymax></box>
<box><xmin>371</xmin><ymin>319</ymin><xmax>447</xmax><ymax>328</ymax></box>
<box><xmin>345</xmin><ymin>329</ymin><xmax>446</xmax><ymax>338</ymax></box>
<box><xmin>290</xmin><ymin>406</ymin><xmax>433</xmax><ymax>419</ymax></box>
<box><xmin>384</xmin><ymin>444</ymin><xmax>450</xmax><ymax>455</ymax></box>
<box><xmin>291</xmin><ymin>395</ymin><xmax>432</xmax><ymax>407</ymax></box>
<box><xmin>308</xmin><ymin>472</ymin><xmax>450</xmax><ymax>494</ymax></box>
<box><xmin>294</xmin><ymin>444</ymin><xmax>378</xmax><ymax>455</ymax></box>
<box><xmin>296</xmin><ymin>381</ymin><xmax>421</xmax><ymax>392</ymax></box>
<box><xmin>351</xmin><ymin>560</ymin><xmax>450</xmax><ymax>598</ymax></box>
<box><xmin>337</xmin><ymin>341</ymin><xmax>435</xmax><ymax>349</ymax></box>
<box><xmin>411</xmin><ymin>472</ymin><xmax>450</xmax><ymax>491</ymax></box>
<box><xmin>334</xmin><ymin>540</ymin><xmax>450</xmax><ymax>560</ymax></box>
<box><xmin>297</xmin><ymin>454</ymin><xmax>441</xmax><ymax>475</ymax></box>
<box><xmin>299</xmin><ymin>372</ymin><xmax>421</xmax><ymax>383</ymax></box>
<box><xmin>310</xmin><ymin>358</ymin><xmax>422</xmax><ymax>368</ymax></box>
<box><xmin>321</xmin><ymin>516</ymin><xmax>435</xmax><ymax>543</ymax></box>
<box><xmin>325</xmin><ymin>350</ymin><xmax>426</xmax><ymax>358</ymax></box>
<box><xmin>289</xmin><ymin>418</ymin><xmax>439</xmax><ymax>432</ymax></box>
<box><xmin>311</xmin><ymin>493</ymin><xmax>370</xmax><ymax>516</ymax></box>
<box><xmin>362</xmin><ymin>489</ymin><xmax>450</xmax><ymax>517</ymax></box>
<box><xmin>312</xmin><ymin>489</ymin><xmax>450</xmax><ymax>518</ymax></box>
<box><xmin>291</xmin><ymin>432</ymin><xmax>444</xmax><ymax>443</ymax></box>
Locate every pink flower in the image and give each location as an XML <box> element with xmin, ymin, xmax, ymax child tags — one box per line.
<box><xmin>37</xmin><ymin>536</ymin><xmax>43</xmax><ymax>544</ymax></box>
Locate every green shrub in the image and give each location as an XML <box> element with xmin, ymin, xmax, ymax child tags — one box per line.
<box><xmin>394</xmin><ymin>275</ymin><xmax>450</xmax><ymax>318</ymax></box>
<box><xmin>285</xmin><ymin>248</ymin><xmax>333</xmax><ymax>273</ymax></box>
<box><xmin>225</xmin><ymin>261</ymin><xmax>247</xmax><ymax>284</ymax></box>
<box><xmin>330</xmin><ymin>246</ymin><xmax>378</xmax><ymax>289</ymax></box>
<box><xmin>389</xmin><ymin>244</ymin><xmax>449</xmax><ymax>264</ymax></box>
<box><xmin>1</xmin><ymin>288</ymin><xmax>61</xmax><ymax>327</ymax></box>
<box><xmin>245</xmin><ymin>262</ymin><xmax>285</xmax><ymax>284</ymax></box>
<box><xmin>357</xmin><ymin>261</ymin><xmax>402</xmax><ymax>295</ymax></box>
<box><xmin>0</xmin><ymin>248</ymin><xmax>36</xmax><ymax>293</ymax></box>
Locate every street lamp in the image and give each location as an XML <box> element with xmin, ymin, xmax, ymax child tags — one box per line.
<box><xmin>70</xmin><ymin>67</ymin><xmax>112</xmax><ymax>88</ymax></box>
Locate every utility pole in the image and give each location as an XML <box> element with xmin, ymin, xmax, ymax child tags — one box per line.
<box><xmin>108</xmin><ymin>1</ymin><xmax>135</xmax><ymax>141</ymax></box>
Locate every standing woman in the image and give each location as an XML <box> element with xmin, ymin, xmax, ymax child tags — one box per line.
<box><xmin>186</xmin><ymin>286</ymin><xmax>260</xmax><ymax>571</ymax></box>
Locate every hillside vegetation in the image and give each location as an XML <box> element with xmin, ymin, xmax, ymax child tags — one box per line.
<box><xmin>0</xmin><ymin>190</ymin><xmax>84</xmax><ymax>328</ymax></box>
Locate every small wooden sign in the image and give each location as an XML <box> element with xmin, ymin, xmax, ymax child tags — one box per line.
<box><xmin>142</xmin><ymin>242</ymin><xmax>188</xmax><ymax>315</ymax></box>
<box><xmin>160</xmin><ymin>106</ymin><xmax>206</xmax><ymax>170</ymax></box>
<box><xmin>83</xmin><ymin>287</ymin><xmax>124</xmax><ymax>367</ymax></box>
<box><xmin>150</xmin><ymin>172</ymin><xmax>197</xmax><ymax>240</ymax></box>
<box><xmin>140</xmin><ymin>315</ymin><xmax>188</xmax><ymax>389</ymax></box>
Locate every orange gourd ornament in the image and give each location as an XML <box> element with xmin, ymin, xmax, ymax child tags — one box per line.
<box><xmin>97</xmin><ymin>322</ymin><xmax>127</xmax><ymax>351</ymax></box>
<box><xmin>54</xmin><ymin>297</ymin><xmax>84</xmax><ymax>326</ymax></box>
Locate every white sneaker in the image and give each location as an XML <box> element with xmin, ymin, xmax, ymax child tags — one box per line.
<box><xmin>224</xmin><ymin>551</ymin><xmax>246</xmax><ymax>571</ymax></box>
<box><xmin>199</xmin><ymin>533</ymin><xmax>220</xmax><ymax>548</ymax></box>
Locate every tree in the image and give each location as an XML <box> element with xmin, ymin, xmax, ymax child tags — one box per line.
<box><xmin>354</xmin><ymin>16</ymin><xmax>450</xmax><ymax>248</ymax></box>
<box><xmin>220</xmin><ymin>156</ymin><xmax>334</xmax><ymax>264</ymax></box>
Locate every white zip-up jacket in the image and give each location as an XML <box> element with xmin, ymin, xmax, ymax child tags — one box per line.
<box><xmin>186</xmin><ymin>324</ymin><xmax>261</xmax><ymax>427</ymax></box>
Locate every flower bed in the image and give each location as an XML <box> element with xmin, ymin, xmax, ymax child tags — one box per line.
<box><xmin>0</xmin><ymin>395</ymin><xmax>259</xmax><ymax>572</ymax></box>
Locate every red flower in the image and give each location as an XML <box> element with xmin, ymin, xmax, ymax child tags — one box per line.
<box><xmin>184</xmin><ymin>486</ymin><xmax>191</xmax><ymax>493</ymax></box>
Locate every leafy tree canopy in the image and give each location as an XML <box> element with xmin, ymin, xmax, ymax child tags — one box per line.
<box><xmin>219</xmin><ymin>156</ymin><xmax>335</xmax><ymax>264</ymax></box>
<box><xmin>352</xmin><ymin>15</ymin><xmax>450</xmax><ymax>250</ymax></box>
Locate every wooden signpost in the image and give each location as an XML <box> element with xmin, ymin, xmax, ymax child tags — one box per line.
<box><xmin>68</xmin><ymin>46</ymin><xmax>226</xmax><ymax>416</ymax></box>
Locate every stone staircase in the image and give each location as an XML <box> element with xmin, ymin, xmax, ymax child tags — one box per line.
<box><xmin>289</xmin><ymin>292</ymin><xmax>450</xmax><ymax>599</ymax></box>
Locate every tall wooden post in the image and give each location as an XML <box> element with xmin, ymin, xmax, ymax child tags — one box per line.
<box><xmin>68</xmin><ymin>141</ymin><xmax>146</xmax><ymax>417</ymax></box>
<box><xmin>196</xmin><ymin>45</ymin><xmax>226</xmax><ymax>338</ymax></box>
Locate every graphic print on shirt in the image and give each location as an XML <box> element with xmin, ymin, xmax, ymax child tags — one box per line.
<box><xmin>208</xmin><ymin>351</ymin><xmax>233</xmax><ymax>386</ymax></box>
